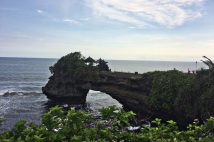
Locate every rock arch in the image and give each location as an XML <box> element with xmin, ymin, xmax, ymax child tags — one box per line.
<box><xmin>42</xmin><ymin>71</ymin><xmax>151</xmax><ymax>114</ymax></box>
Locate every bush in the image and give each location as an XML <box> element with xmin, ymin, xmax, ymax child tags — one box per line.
<box><xmin>49</xmin><ymin>52</ymin><xmax>110</xmax><ymax>80</ymax></box>
<box><xmin>142</xmin><ymin>69</ymin><xmax>214</xmax><ymax>127</ymax></box>
<box><xmin>0</xmin><ymin>106</ymin><xmax>213</xmax><ymax>142</ymax></box>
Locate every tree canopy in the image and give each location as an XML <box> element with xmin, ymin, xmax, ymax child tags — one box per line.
<box><xmin>96</xmin><ymin>58</ymin><xmax>110</xmax><ymax>71</ymax></box>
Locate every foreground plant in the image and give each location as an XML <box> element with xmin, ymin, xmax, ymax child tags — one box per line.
<box><xmin>0</xmin><ymin>106</ymin><xmax>213</xmax><ymax>142</ymax></box>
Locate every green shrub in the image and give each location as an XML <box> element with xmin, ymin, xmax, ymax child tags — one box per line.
<box><xmin>0</xmin><ymin>106</ymin><xmax>213</xmax><ymax>142</ymax></box>
<box><xmin>143</xmin><ymin>69</ymin><xmax>214</xmax><ymax>127</ymax></box>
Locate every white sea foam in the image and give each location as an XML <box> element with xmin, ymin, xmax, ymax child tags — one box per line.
<box><xmin>0</xmin><ymin>98</ymin><xmax>11</xmax><ymax>118</ymax></box>
<box><xmin>86</xmin><ymin>90</ymin><xmax>122</xmax><ymax>113</ymax></box>
<box><xmin>0</xmin><ymin>90</ymin><xmax>42</xmax><ymax>96</ymax></box>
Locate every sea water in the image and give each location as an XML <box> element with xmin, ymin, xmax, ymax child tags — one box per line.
<box><xmin>0</xmin><ymin>57</ymin><xmax>207</xmax><ymax>130</ymax></box>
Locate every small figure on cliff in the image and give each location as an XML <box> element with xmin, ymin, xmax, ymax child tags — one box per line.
<box><xmin>188</xmin><ymin>68</ymin><xmax>190</xmax><ymax>74</ymax></box>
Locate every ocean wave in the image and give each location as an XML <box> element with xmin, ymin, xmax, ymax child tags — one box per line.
<box><xmin>1</xmin><ymin>91</ymin><xmax>43</xmax><ymax>96</ymax></box>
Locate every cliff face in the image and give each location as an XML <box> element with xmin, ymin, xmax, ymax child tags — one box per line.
<box><xmin>43</xmin><ymin>71</ymin><xmax>152</xmax><ymax>114</ymax></box>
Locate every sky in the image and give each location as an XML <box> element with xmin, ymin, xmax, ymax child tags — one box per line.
<box><xmin>0</xmin><ymin>0</ymin><xmax>214</xmax><ymax>61</ymax></box>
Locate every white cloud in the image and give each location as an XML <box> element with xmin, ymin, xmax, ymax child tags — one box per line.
<box><xmin>88</xmin><ymin>0</ymin><xmax>205</xmax><ymax>27</ymax></box>
<box><xmin>80</xmin><ymin>18</ymin><xmax>90</xmax><ymax>21</ymax></box>
<box><xmin>36</xmin><ymin>9</ymin><xmax>44</xmax><ymax>14</ymax></box>
<box><xmin>63</xmin><ymin>19</ymin><xmax>81</xmax><ymax>24</ymax></box>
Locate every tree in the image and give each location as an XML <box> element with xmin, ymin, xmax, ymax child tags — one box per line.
<box><xmin>201</xmin><ymin>56</ymin><xmax>214</xmax><ymax>86</ymax></box>
<box><xmin>85</xmin><ymin>56</ymin><xmax>95</xmax><ymax>66</ymax></box>
<box><xmin>96</xmin><ymin>58</ymin><xmax>110</xmax><ymax>71</ymax></box>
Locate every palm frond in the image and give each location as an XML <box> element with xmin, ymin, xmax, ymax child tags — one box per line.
<box><xmin>202</xmin><ymin>56</ymin><xmax>214</xmax><ymax>69</ymax></box>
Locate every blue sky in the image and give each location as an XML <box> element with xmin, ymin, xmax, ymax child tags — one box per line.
<box><xmin>0</xmin><ymin>0</ymin><xmax>214</xmax><ymax>61</ymax></box>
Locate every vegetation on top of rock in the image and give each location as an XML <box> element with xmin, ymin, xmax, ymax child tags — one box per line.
<box><xmin>96</xmin><ymin>58</ymin><xmax>110</xmax><ymax>71</ymax></box>
<box><xmin>142</xmin><ymin>67</ymin><xmax>214</xmax><ymax>128</ymax></box>
<box><xmin>49</xmin><ymin>52</ymin><xmax>110</xmax><ymax>76</ymax></box>
<box><xmin>49</xmin><ymin>52</ymin><xmax>86</xmax><ymax>74</ymax></box>
<box><xmin>85</xmin><ymin>56</ymin><xmax>95</xmax><ymax>66</ymax></box>
<box><xmin>0</xmin><ymin>106</ymin><xmax>213</xmax><ymax>142</ymax></box>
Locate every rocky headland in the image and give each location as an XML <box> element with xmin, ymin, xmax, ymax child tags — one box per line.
<box><xmin>43</xmin><ymin>52</ymin><xmax>214</xmax><ymax>127</ymax></box>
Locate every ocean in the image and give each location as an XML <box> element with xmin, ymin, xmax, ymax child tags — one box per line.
<box><xmin>0</xmin><ymin>57</ymin><xmax>207</xmax><ymax>131</ymax></box>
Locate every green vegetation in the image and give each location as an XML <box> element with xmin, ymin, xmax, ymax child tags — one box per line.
<box><xmin>85</xmin><ymin>56</ymin><xmax>95</xmax><ymax>67</ymax></box>
<box><xmin>96</xmin><ymin>58</ymin><xmax>110</xmax><ymax>71</ymax></box>
<box><xmin>201</xmin><ymin>56</ymin><xmax>214</xmax><ymax>69</ymax></box>
<box><xmin>145</xmin><ymin>68</ymin><xmax>214</xmax><ymax>127</ymax></box>
<box><xmin>49</xmin><ymin>52</ymin><xmax>87</xmax><ymax>76</ymax></box>
<box><xmin>49</xmin><ymin>52</ymin><xmax>110</xmax><ymax>76</ymax></box>
<box><xmin>0</xmin><ymin>106</ymin><xmax>213</xmax><ymax>142</ymax></box>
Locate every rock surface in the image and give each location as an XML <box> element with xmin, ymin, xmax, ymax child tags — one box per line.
<box><xmin>43</xmin><ymin>71</ymin><xmax>151</xmax><ymax>114</ymax></box>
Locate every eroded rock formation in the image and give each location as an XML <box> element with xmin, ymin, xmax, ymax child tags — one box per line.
<box><xmin>43</xmin><ymin>52</ymin><xmax>214</xmax><ymax>127</ymax></box>
<box><xmin>43</xmin><ymin>71</ymin><xmax>152</xmax><ymax>114</ymax></box>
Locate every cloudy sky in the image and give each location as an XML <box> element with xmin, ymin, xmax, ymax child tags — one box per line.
<box><xmin>0</xmin><ymin>0</ymin><xmax>214</xmax><ymax>61</ymax></box>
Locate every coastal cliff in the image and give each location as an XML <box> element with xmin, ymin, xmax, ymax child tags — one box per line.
<box><xmin>43</xmin><ymin>70</ymin><xmax>152</xmax><ymax>113</ymax></box>
<box><xmin>43</xmin><ymin>52</ymin><xmax>214</xmax><ymax>127</ymax></box>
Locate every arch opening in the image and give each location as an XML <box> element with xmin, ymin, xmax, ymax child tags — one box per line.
<box><xmin>86</xmin><ymin>90</ymin><xmax>122</xmax><ymax>113</ymax></box>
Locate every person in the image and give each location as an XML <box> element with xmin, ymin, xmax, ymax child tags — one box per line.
<box><xmin>188</xmin><ymin>68</ymin><xmax>190</xmax><ymax>74</ymax></box>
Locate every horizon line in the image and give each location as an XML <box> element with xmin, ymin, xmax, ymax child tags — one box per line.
<box><xmin>0</xmin><ymin>56</ymin><xmax>203</xmax><ymax>63</ymax></box>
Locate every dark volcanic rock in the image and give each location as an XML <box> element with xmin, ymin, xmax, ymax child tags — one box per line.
<box><xmin>42</xmin><ymin>52</ymin><xmax>152</xmax><ymax>115</ymax></box>
<box><xmin>42</xmin><ymin>70</ymin><xmax>152</xmax><ymax>114</ymax></box>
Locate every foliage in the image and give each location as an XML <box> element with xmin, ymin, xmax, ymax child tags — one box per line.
<box><xmin>85</xmin><ymin>56</ymin><xmax>95</xmax><ymax>66</ymax></box>
<box><xmin>147</xmin><ymin>70</ymin><xmax>196</xmax><ymax>126</ymax></box>
<box><xmin>0</xmin><ymin>106</ymin><xmax>213</xmax><ymax>142</ymax></box>
<box><xmin>201</xmin><ymin>56</ymin><xmax>214</xmax><ymax>70</ymax></box>
<box><xmin>96</xmin><ymin>58</ymin><xmax>110</xmax><ymax>71</ymax></box>
<box><xmin>49</xmin><ymin>52</ymin><xmax>87</xmax><ymax>76</ymax></box>
<box><xmin>0</xmin><ymin>118</ymin><xmax>5</xmax><ymax>125</ymax></box>
<box><xmin>0</xmin><ymin>118</ymin><xmax>5</xmax><ymax>131</ymax></box>
<box><xmin>49</xmin><ymin>52</ymin><xmax>110</xmax><ymax>80</ymax></box>
<box><xmin>142</xmin><ymin>68</ymin><xmax>214</xmax><ymax>127</ymax></box>
<box><xmin>99</xmin><ymin>105</ymin><xmax>135</xmax><ymax>128</ymax></box>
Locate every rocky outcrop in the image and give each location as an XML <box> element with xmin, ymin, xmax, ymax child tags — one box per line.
<box><xmin>43</xmin><ymin>52</ymin><xmax>214</xmax><ymax>127</ymax></box>
<box><xmin>43</xmin><ymin>71</ymin><xmax>152</xmax><ymax>114</ymax></box>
